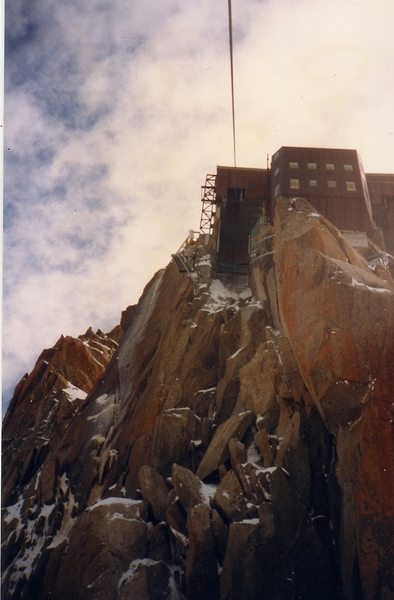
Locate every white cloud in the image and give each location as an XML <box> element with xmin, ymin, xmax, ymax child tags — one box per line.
<box><xmin>4</xmin><ymin>0</ymin><xmax>394</xmax><ymax>408</ymax></box>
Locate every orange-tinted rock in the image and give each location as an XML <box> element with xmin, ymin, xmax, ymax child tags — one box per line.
<box><xmin>2</xmin><ymin>328</ymin><xmax>120</xmax><ymax>508</ymax></box>
<box><xmin>273</xmin><ymin>197</ymin><xmax>394</xmax><ymax>433</ymax></box>
<box><xmin>273</xmin><ymin>197</ymin><xmax>394</xmax><ymax>599</ymax></box>
<box><xmin>354</xmin><ymin>395</ymin><xmax>394</xmax><ymax>600</ymax></box>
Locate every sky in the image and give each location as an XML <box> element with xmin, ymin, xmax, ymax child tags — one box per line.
<box><xmin>3</xmin><ymin>0</ymin><xmax>394</xmax><ymax>409</ymax></box>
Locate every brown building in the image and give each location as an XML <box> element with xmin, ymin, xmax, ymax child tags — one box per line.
<box><xmin>209</xmin><ymin>166</ymin><xmax>269</xmax><ymax>272</ymax></box>
<box><xmin>200</xmin><ymin>146</ymin><xmax>394</xmax><ymax>272</ymax></box>
<box><xmin>270</xmin><ymin>146</ymin><xmax>375</xmax><ymax>235</ymax></box>
<box><xmin>366</xmin><ymin>173</ymin><xmax>394</xmax><ymax>254</ymax></box>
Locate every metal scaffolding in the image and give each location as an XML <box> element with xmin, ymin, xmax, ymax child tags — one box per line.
<box><xmin>200</xmin><ymin>174</ymin><xmax>217</xmax><ymax>235</ymax></box>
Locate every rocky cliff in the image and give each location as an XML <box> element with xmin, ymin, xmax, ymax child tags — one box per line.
<box><xmin>2</xmin><ymin>198</ymin><xmax>394</xmax><ymax>600</ymax></box>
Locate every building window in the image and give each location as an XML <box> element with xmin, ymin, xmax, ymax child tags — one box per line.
<box><xmin>275</xmin><ymin>185</ymin><xmax>280</xmax><ymax>197</ymax></box>
<box><xmin>274</xmin><ymin>167</ymin><xmax>280</xmax><ymax>177</ymax></box>
<box><xmin>346</xmin><ymin>181</ymin><xmax>356</xmax><ymax>191</ymax></box>
<box><xmin>290</xmin><ymin>179</ymin><xmax>299</xmax><ymax>189</ymax></box>
<box><xmin>344</xmin><ymin>164</ymin><xmax>353</xmax><ymax>172</ymax></box>
<box><xmin>308</xmin><ymin>162</ymin><xmax>317</xmax><ymax>170</ymax></box>
<box><xmin>309</xmin><ymin>180</ymin><xmax>317</xmax><ymax>187</ymax></box>
<box><xmin>289</xmin><ymin>162</ymin><xmax>298</xmax><ymax>169</ymax></box>
<box><xmin>327</xmin><ymin>180</ymin><xmax>337</xmax><ymax>188</ymax></box>
<box><xmin>326</xmin><ymin>163</ymin><xmax>335</xmax><ymax>170</ymax></box>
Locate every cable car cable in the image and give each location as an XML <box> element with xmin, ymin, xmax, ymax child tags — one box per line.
<box><xmin>228</xmin><ymin>0</ymin><xmax>237</xmax><ymax>189</ymax></box>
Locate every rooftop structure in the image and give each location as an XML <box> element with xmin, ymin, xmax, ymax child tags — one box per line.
<box><xmin>173</xmin><ymin>146</ymin><xmax>394</xmax><ymax>282</ymax></box>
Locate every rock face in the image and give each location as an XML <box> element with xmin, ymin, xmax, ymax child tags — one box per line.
<box><xmin>2</xmin><ymin>197</ymin><xmax>394</xmax><ymax>600</ymax></box>
<box><xmin>273</xmin><ymin>198</ymin><xmax>394</xmax><ymax>599</ymax></box>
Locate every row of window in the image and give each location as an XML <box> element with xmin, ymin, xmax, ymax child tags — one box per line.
<box><xmin>286</xmin><ymin>162</ymin><xmax>354</xmax><ymax>171</ymax></box>
<box><xmin>274</xmin><ymin>180</ymin><xmax>357</xmax><ymax>195</ymax></box>
<box><xmin>289</xmin><ymin>179</ymin><xmax>356</xmax><ymax>190</ymax></box>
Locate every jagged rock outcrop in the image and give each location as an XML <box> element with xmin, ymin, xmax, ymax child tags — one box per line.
<box><xmin>2</xmin><ymin>198</ymin><xmax>394</xmax><ymax>600</ymax></box>
<box><xmin>2</xmin><ymin>327</ymin><xmax>121</xmax><ymax>509</ymax></box>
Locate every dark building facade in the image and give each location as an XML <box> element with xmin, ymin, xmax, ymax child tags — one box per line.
<box><xmin>270</xmin><ymin>146</ymin><xmax>375</xmax><ymax>235</ymax></box>
<box><xmin>202</xmin><ymin>146</ymin><xmax>394</xmax><ymax>271</ymax></box>
<box><xmin>213</xmin><ymin>166</ymin><xmax>269</xmax><ymax>272</ymax></box>
<box><xmin>366</xmin><ymin>173</ymin><xmax>394</xmax><ymax>254</ymax></box>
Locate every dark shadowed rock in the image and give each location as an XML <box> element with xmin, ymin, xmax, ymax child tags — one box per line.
<box><xmin>171</xmin><ymin>464</ymin><xmax>205</xmax><ymax>510</ymax></box>
<box><xmin>211</xmin><ymin>508</ymin><xmax>228</xmax><ymax>563</ymax></box>
<box><xmin>269</xmin><ymin>466</ymin><xmax>307</xmax><ymax>558</ymax></box>
<box><xmin>185</xmin><ymin>503</ymin><xmax>219</xmax><ymax>600</ymax></box>
<box><xmin>220</xmin><ymin>521</ymin><xmax>274</xmax><ymax>600</ymax></box>
<box><xmin>165</xmin><ymin>497</ymin><xmax>188</xmax><ymax>545</ymax></box>
<box><xmin>153</xmin><ymin>408</ymin><xmax>201</xmax><ymax>477</ymax></box>
<box><xmin>274</xmin><ymin>407</ymin><xmax>311</xmax><ymax>502</ymax></box>
<box><xmin>214</xmin><ymin>470</ymin><xmax>248</xmax><ymax>522</ymax></box>
<box><xmin>139</xmin><ymin>465</ymin><xmax>170</xmax><ymax>522</ymax></box>
<box><xmin>148</xmin><ymin>523</ymin><xmax>172</xmax><ymax>564</ymax></box>
<box><xmin>118</xmin><ymin>560</ymin><xmax>181</xmax><ymax>600</ymax></box>
<box><xmin>42</xmin><ymin>499</ymin><xmax>149</xmax><ymax>600</ymax></box>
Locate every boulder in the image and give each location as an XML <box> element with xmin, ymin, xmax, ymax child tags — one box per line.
<box><xmin>257</xmin><ymin>503</ymin><xmax>275</xmax><ymax>538</ymax></box>
<box><xmin>118</xmin><ymin>560</ymin><xmax>181</xmax><ymax>600</ymax></box>
<box><xmin>239</xmin><ymin>342</ymin><xmax>280</xmax><ymax>427</ymax></box>
<box><xmin>148</xmin><ymin>523</ymin><xmax>172</xmax><ymax>564</ymax></box>
<box><xmin>196</xmin><ymin>412</ymin><xmax>254</xmax><ymax>480</ymax></box>
<box><xmin>254</xmin><ymin>429</ymin><xmax>275</xmax><ymax>468</ymax></box>
<box><xmin>214</xmin><ymin>345</ymin><xmax>248</xmax><ymax>423</ymax></box>
<box><xmin>239</xmin><ymin>328</ymin><xmax>304</xmax><ymax>419</ymax></box>
<box><xmin>165</xmin><ymin>497</ymin><xmax>188</xmax><ymax>544</ymax></box>
<box><xmin>228</xmin><ymin>440</ymin><xmax>256</xmax><ymax>501</ymax></box>
<box><xmin>210</xmin><ymin>509</ymin><xmax>228</xmax><ymax>563</ymax></box>
<box><xmin>139</xmin><ymin>465</ymin><xmax>170</xmax><ymax>522</ymax></box>
<box><xmin>185</xmin><ymin>503</ymin><xmax>219</xmax><ymax>600</ymax></box>
<box><xmin>268</xmin><ymin>467</ymin><xmax>307</xmax><ymax>558</ymax></box>
<box><xmin>274</xmin><ymin>407</ymin><xmax>311</xmax><ymax>503</ymax></box>
<box><xmin>153</xmin><ymin>408</ymin><xmax>201</xmax><ymax>477</ymax></box>
<box><xmin>220</xmin><ymin>521</ymin><xmax>271</xmax><ymax>600</ymax></box>
<box><xmin>213</xmin><ymin>470</ymin><xmax>248</xmax><ymax>522</ymax></box>
<box><xmin>42</xmin><ymin>499</ymin><xmax>149</xmax><ymax>600</ymax></box>
<box><xmin>171</xmin><ymin>464</ymin><xmax>204</xmax><ymax>510</ymax></box>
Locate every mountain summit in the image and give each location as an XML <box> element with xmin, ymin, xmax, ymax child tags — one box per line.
<box><xmin>2</xmin><ymin>197</ymin><xmax>394</xmax><ymax>599</ymax></box>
